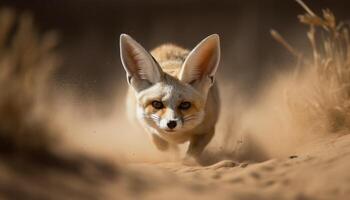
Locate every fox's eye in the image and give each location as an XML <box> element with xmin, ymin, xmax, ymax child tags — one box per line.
<box><xmin>151</xmin><ymin>100</ymin><xmax>164</xmax><ymax>109</ymax></box>
<box><xmin>179</xmin><ymin>101</ymin><xmax>191</xmax><ymax>110</ymax></box>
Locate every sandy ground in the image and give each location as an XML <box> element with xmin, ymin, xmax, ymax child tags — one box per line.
<box><xmin>109</xmin><ymin>133</ymin><xmax>350</xmax><ymax>200</ymax></box>
<box><xmin>1</xmin><ymin>132</ymin><xmax>349</xmax><ymax>200</ymax></box>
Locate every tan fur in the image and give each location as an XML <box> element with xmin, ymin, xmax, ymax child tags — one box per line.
<box><xmin>121</xmin><ymin>34</ymin><xmax>220</xmax><ymax>164</ymax></box>
<box><xmin>150</xmin><ymin>44</ymin><xmax>189</xmax><ymax>77</ymax></box>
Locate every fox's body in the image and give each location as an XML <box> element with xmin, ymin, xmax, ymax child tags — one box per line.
<box><xmin>120</xmin><ymin>35</ymin><xmax>221</xmax><ymax>163</ymax></box>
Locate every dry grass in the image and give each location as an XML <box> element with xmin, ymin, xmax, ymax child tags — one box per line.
<box><xmin>272</xmin><ymin>0</ymin><xmax>350</xmax><ymax>134</ymax></box>
<box><xmin>0</xmin><ymin>9</ymin><xmax>119</xmax><ymax>200</ymax></box>
<box><xmin>209</xmin><ymin>1</ymin><xmax>350</xmax><ymax>162</ymax></box>
<box><xmin>0</xmin><ymin>8</ymin><xmax>59</xmax><ymax>154</ymax></box>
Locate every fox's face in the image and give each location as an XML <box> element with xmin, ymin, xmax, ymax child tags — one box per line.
<box><xmin>135</xmin><ymin>76</ymin><xmax>205</xmax><ymax>133</ymax></box>
<box><xmin>120</xmin><ymin>34</ymin><xmax>220</xmax><ymax>134</ymax></box>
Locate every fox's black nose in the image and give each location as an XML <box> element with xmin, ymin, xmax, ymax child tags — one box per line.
<box><xmin>167</xmin><ymin>120</ymin><xmax>177</xmax><ymax>129</ymax></box>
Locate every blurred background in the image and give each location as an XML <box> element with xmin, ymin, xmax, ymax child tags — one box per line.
<box><xmin>2</xmin><ymin>0</ymin><xmax>350</xmax><ymax>105</ymax></box>
<box><xmin>1</xmin><ymin>1</ymin><xmax>350</xmax><ymax>199</ymax></box>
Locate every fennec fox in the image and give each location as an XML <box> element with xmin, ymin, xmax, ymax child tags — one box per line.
<box><xmin>119</xmin><ymin>34</ymin><xmax>220</xmax><ymax>163</ymax></box>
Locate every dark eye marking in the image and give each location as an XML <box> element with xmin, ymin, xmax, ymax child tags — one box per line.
<box><xmin>151</xmin><ymin>100</ymin><xmax>164</xmax><ymax>109</ymax></box>
<box><xmin>178</xmin><ymin>101</ymin><xmax>191</xmax><ymax>110</ymax></box>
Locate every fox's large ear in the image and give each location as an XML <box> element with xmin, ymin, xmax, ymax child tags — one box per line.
<box><xmin>120</xmin><ymin>34</ymin><xmax>164</xmax><ymax>91</ymax></box>
<box><xmin>179</xmin><ymin>34</ymin><xmax>220</xmax><ymax>86</ymax></box>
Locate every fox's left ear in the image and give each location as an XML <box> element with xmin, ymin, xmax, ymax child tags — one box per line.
<box><xmin>179</xmin><ymin>34</ymin><xmax>220</xmax><ymax>86</ymax></box>
<box><xmin>119</xmin><ymin>34</ymin><xmax>164</xmax><ymax>91</ymax></box>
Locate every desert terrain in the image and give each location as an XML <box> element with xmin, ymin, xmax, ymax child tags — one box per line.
<box><xmin>1</xmin><ymin>1</ymin><xmax>350</xmax><ymax>200</ymax></box>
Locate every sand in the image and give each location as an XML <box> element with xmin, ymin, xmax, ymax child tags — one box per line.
<box><xmin>0</xmin><ymin>130</ymin><xmax>350</xmax><ymax>200</ymax></box>
<box><xmin>2</xmin><ymin>131</ymin><xmax>347</xmax><ymax>199</ymax></box>
<box><xmin>99</xmin><ymin>133</ymin><xmax>349</xmax><ymax>200</ymax></box>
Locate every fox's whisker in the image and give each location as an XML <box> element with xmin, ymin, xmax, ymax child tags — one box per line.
<box><xmin>151</xmin><ymin>114</ymin><xmax>160</xmax><ymax>121</ymax></box>
<box><xmin>141</xmin><ymin>114</ymin><xmax>161</xmax><ymax>123</ymax></box>
<box><xmin>142</xmin><ymin>114</ymin><xmax>156</xmax><ymax>120</ymax></box>
<box><xmin>151</xmin><ymin>114</ymin><xmax>160</xmax><ymax>118</ymax></box>
<box><xmin>184</xmin><ymin>117</ymin><xmax>198</xmax><ymax>122</ymax></box>
<box><xmin>183</xmin><ymin>115</ymin><xmax>195</xmax><ymax>120</ymax></box>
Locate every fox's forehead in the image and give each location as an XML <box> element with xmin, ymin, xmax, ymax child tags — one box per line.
<box><xmin>136</xmin><ymin>76</ymin><xmax>203</xmax><ymax>105</ymax></box>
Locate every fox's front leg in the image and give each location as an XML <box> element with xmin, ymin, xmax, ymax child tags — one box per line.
<box><xmin>151</xmin><ymin>134</ymin><xmax>169</xmax><ymax>151</ymax></box>
<box><xmin>151</xmin><ymin>134</ymin><xmax>180</xmax><ymax>159</ymax></box>
<box><xmin>184</xmin><ymin>128</ymin><xmax>215</xmax><ymax>165</ymax></box>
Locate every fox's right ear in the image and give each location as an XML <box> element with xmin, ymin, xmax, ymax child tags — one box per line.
<box><xmin>179</xmin><ymin>34</ymin><xmax>220</xmax><ymax>88</ymax></box>
<box><xmin>119</xmin><ymin>34</ymin><xmax>164</xmax><ymax>91</ymax></box>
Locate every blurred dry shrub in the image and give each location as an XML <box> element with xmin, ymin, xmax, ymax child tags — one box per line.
<box><xmin>267</xmin><ymin>0</ymin><xmax>350</xmax><ymax>135</ymax></box>
<box><xmin>208</xmin><ymin>1</ymin><xmax>350</xmax><ymax>162</ymax></box>
<box><xmin>285</xmin><ymin>1</ymin><xmax>350</xmax><ymax>134</ymax></box>
<box><xmin>0</xmin><ymin>8</ymin><xmax>59</xmax><ymax>154</ymax></box>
